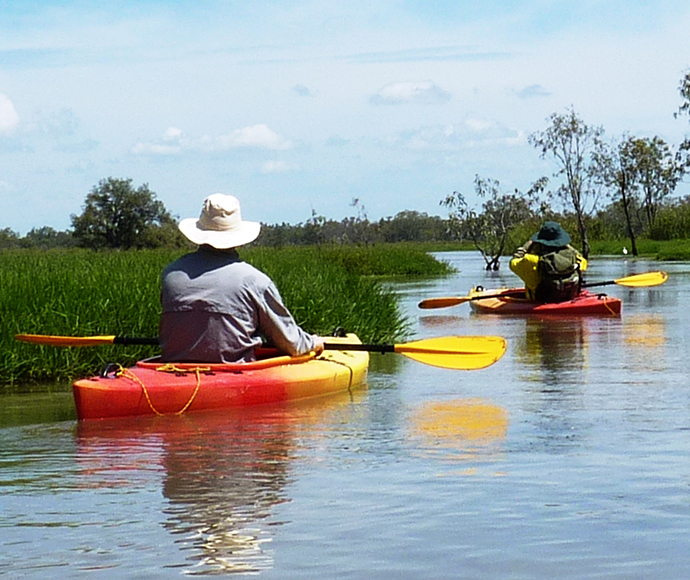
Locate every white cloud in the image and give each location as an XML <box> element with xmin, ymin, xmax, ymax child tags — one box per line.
<box><xmin>370</xmin><ymin>81</ymin><xmax>452</xmax><ymax>105</ymax></box>
<box><xmin>465</xmin><ymin>118</ymin><xmax>495</xmax><ymax>132</ymax></box>
<box><xmin>0</xmin><ymin>94</ymin><xmax>20</xmax><ymax>133</ymax></box>
<box><xmin>385</xmin><ymin>119</ymin><xmax>525</xmax><ymax>152</ymax></box>
<box><xmin>131</xmin><ymin>142</ymin><xmax>182</xmax><ymax>155</ymax></box>
<box><xmin>214</xmin><ymin>124</ymin><xmax>292</xmax><ymax>150</ymax></box>
<box><xmin>132</xmin><ymin>124</ymin><xmax>292</xmax><ymax>156</ymax></box>
<box><xmin>163</xmin><ymin>126</ymin><xmax>184</xmax><ymax>142</ymax></box>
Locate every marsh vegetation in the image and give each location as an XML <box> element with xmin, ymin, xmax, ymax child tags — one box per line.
<box><xmin>2</xmin><ymin>244</ymin><xmax>451</xmax><ymax>387</ymax></box>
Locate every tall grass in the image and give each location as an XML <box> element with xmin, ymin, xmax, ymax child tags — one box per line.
<box><xmin>2</xmin><ymin>244</ymin><xmax>444</xmax><ymax>388</ymax></box>
<box><xmin>3</xmin><ymin>250</ymin><xmax>173</xmax><ymax>387</ymax></box>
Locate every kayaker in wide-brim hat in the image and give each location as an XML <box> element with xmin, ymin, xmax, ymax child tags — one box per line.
<box><xmin>510</xmin><ymin>221</ymin><xmax>587</xmax><ymax>303</ymax></box>
<box><xmin>178</xmin><ymin>193</ymin><xmax>261</xmax><ymax>249</ymax></box>
<box><xmin>160</xmin><ymin>193</ymin><xmax>324</xmax><ymax>363</ymax></box>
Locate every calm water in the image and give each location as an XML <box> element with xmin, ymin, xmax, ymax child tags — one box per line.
<box><xmin>2</xmin><ymin>252</ymin><xmax>690</xmax><ymax>579</ymax></box>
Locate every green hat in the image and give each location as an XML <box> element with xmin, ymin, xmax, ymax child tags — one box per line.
<box><xmin>531</xmin><ymin>221</ymin><xmax>570</xmax><ymax>247</ymax></box>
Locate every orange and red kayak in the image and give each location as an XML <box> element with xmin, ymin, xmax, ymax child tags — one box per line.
<box><xmin>73</xmin><ymin>334</ymin><xmax>368</xmax><ymax>421</ymax></box>
<box><xmin>468</xmin><ymin>287</ymin><xmax>622</xmax><ymax>316</ymax></box>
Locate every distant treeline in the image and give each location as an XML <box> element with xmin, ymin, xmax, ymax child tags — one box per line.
<box><xmin>4</xmin><ymin>199</ymin><xmax>690</xmax><ymax>252</ymax></box>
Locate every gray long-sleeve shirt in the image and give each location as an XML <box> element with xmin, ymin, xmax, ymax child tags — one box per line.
<box><xmin>159</xmin><ymin>247</ymin><xmax>315</xmax><ymax>363</ymax></box>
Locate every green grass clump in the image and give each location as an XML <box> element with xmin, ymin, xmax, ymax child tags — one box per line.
<box><xmin>2</xmin><ymin>244</ymin><xmax>446</xmax><ymax>388</ymax></box>
<box><xmin>653</xmin><ymin>240</ymin><xmax>690</xmax><ymax>261</ymax></box>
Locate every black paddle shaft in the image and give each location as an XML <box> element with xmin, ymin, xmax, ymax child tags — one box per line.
<box><xmin>324</xmin><ymin>342</ymin><xmax>396</xmax><ymax>354</ymax></box>
<box><xmin>113</xmin><ymin>336</ymin><xmax>160</xmax><ymax>346</ymax></box>
<box><xmin>582</xmin><ymin>280</ymin><xmax>613</xmax><ymax>289</ymax></box>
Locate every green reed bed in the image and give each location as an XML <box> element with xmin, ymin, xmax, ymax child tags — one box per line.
<box><xmin>2</xmin><ymin>244</ymin><xmax>444</xmax><ymax>388</ymax></box>
<box><xmin>310</xmin><ymin>243</ymin><xmax>454</xmax><ymax>278</ymax></box>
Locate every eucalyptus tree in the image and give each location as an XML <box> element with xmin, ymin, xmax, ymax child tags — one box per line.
<box><xmin>442</xmin><ymin>175</ymin><xmax>546</xmax><ymax>271</ymax></box>
<box><xmin>593</xmin><ymin>135</ymin><xmax>643</xmax><ymax>256</ymax></box>
<box><xmin>629</xmin><ymin>137</ymin><xmax>684</xmax><ymax>236</ymax></box>
<box><xmin>529</xmin><ymin>107</ymin><xmax>606</xmax><ymax>259</ymax></box>
<box><xmin>71</xmin><ymin>178</ymin><xmax>179</xmax><ymax>250</ymax></box>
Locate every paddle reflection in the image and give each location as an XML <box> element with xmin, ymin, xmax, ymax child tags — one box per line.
<box><xmin>622</xmin><ymin>313</ymin><xmax>667</xmax><ymax>371</ymax></box>
<box><xmin>408</xmin><ymin>398</ymin><xmax>508</xmax><ymax>467</ymax></box>
<box><xmin>75</xmin><ymin>392</ymin><xmax>363</xmax><ymax>575</ymax></box>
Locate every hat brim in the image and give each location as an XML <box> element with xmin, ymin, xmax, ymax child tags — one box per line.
<box><xmin>531</xmin><ymin>231</ymin><xmax>570</xmax><ymax>247</ymax></box>
<box><xmin>178</xmin><ymin>218</ymin><xmax>261</xmax><ymax>249</ymax></box>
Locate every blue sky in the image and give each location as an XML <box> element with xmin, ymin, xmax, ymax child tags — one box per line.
<box><xmin>1</xmin><ymin>0</ymin><xmax>690</xmax><ymax>234</ymax></box>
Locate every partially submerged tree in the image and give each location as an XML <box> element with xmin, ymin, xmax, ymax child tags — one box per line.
<box><xmin>529</xmin><ymin>107</ymin><xmax>605</xmax><ymax>259</ymax></box>
<box><xmin>442</xmin><ymin>175</ymin><xmax>547</xmax><ymax>270</ymax></box>
<box><xmin>71</xmin><ymin>178</ymin><xmax>181</xmax><ymax>249</ymax></box>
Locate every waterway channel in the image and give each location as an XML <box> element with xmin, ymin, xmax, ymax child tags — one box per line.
<box><xmin>1</xmin><ymin>252</ymin><xmax>689</xmax><ymax>579</ymax></box>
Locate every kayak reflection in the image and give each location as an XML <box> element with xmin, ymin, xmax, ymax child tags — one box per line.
<box><xmin>514</xmin><ymin>318</ymin><xmax>590</xmax><ymax>451</ymax></box>
<box><xmin>516</xmin><ymin>317</ymin><xmax>589</xmax><ymax>382</ymax></box>
<box><xmin>75</xmin><ymin>391</ymin><xmax>364</xmax><ymax>575</ymax></box>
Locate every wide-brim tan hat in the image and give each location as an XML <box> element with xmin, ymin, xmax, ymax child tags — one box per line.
<box><xmin>178</xmin><ymin>193</ymin><xmax>261</xmax><ymax>249</ymax></box>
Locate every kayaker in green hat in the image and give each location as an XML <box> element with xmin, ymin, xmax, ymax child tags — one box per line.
<box><xmin>509</xmin><ymin>221</ymin><xmax>587</xmax><ymax>302</ymax></box>
<box><xmin>159</xmin><ymin>193</ymin><xmax>325</xmax><ymax>363</ymax></box>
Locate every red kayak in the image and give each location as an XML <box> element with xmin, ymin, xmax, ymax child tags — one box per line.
<box><xmin>468</xmin><ymin>287</ymin><xmax>622</xmax><ymax>316</ymax></box>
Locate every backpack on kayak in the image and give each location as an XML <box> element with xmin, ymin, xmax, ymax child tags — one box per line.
<box><xmin>536</xmin><ymin>247</ymin><xmax>582</xmax><ymax>302</ymax></box>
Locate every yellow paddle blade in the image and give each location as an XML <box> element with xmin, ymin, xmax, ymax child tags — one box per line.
<box><xmin>418</xmin><ymin>296</ymin><xmax>468</xmax><ymax>309</ymax></box>
<box><xmin>614</xmin><ymin>271</ymin><xmax>668</xmax><ymax>287</ymax></box>
<box><xmin>15</xmin><ymin>334</ymin><xmax>118</xmax><ymax>347</ymax></box>
<box><xmin>395</xmin><ymin>336</ymin><xmax>507</xmax><ymax>370</ymax></box>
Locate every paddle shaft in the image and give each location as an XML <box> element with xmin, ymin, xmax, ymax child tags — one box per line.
<box><xmin>325</xmin><ymin>342</ymin><xmax>394</xmax><ymax>353</ymax></box>
<box><xmin>112</xmin><ymin>337</ymin><xmax>392</xmax><ymax>351</ymax></box>
<box><xmin>583</xmin><ymin>280</ymin><xmax>620</xmax><ymax>289</ymax></box>
<box><xmin>122</xmin><ymin>338</ymin><xmax>396</xmax><ymax>353</ymax></box>
<box><xmin>113</xmin><ymin>336</ymin><xmax>160</xmax><ymax>346</ymax></box>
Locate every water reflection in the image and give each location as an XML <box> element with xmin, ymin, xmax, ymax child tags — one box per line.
<box><xmin>408</xmin><ymin>398</ymin><xmax>508</xmax><ymax>467</ymax></box>
<box><xmin>623</xmin><ymin>313</ymin><xmax>666</xmax><ymax>348</ymax></box>
<box><xmin>418</xmin><ymin>314</ymin><xmax>467</xmax><ymax>329</ymax></box>
<box><xmin>517</xmin><ymin>317</ymin><xmax>589</xmax><ymax>383</ymax></box>
<box><xmin>622</xmin><ymin>313</ymin><xmax>667</xmax><ymax>373</ymax></box>
<box><xmin>514</xmin><ymin>318</ymin><xmax>589</xmax><ymax>450</ymax></box>
<box><xmin>75</xmin><ymin>393</ymin><xmax>363</xmax><ymax>576</ymax></box>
